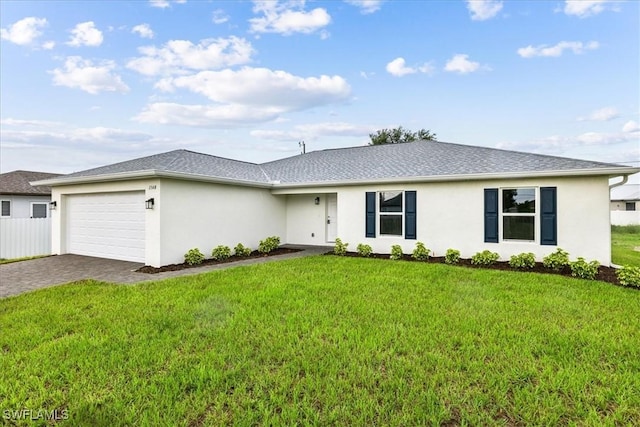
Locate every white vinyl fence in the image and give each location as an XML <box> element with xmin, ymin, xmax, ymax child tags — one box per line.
<box><xmin>611</xmin><ymin>211</ymin><xmax>640</xmax><ymax>226</ymax></box>
<box><xmin>0</xmin><ymin>218</ymin><xmax>52</xmax><ymax>259</ymax></box>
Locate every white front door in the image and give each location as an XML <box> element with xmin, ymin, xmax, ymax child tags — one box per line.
<box><xmin>326</xmin><ymin>194</ymin><xmax>337</xmax><ymax>242</ymax></box>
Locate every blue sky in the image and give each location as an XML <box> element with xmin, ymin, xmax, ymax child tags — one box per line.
<box><xmin>1</xmin><ymin>0</ymin><xmax>638</xmax><ymax>179</ymax></box>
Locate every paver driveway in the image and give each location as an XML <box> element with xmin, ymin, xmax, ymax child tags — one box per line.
<box><xmin>0</xmin><ymin>246</ymin><xmax>329</xmax><ymax>298</ymax></box>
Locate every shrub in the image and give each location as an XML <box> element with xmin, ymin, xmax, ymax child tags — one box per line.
<box><xmin>334</xmin><ymin>238</ymin><xmax>348</xmax><ymax>256</ymax></box>
<box><xmin>390</xmin><ymin>245</ymin><xmax>403</xmax><ymax>260</ymax></box>
<box><xmin>356</xmin><ymin>243</ymin><xmax>372</xmax><ymax>257</ymax></box>
<box><xmin>234</xmin><ymin>243</ymin><xmax>252</xmax><ymax>257</ymax></box>
<box><xmin>509</xmin><ymin>252</ymin><xmax>536</xmax><ymax>269</ymax></box>
<box><xmin>570</xmin><ymin>257</ymin><xmax>600</xmax><ymax>280</ymax></box>
<box><xmin>258</xmin><ymin>236</ymin><xmax>280</xmax><ymax>254</ymax></box>
<box><xmin>616</xmin><ymin>266</ymin><xmax>640</xmax><ymax>288</ymax></box>
<box><xmin>412</xmin><ymin>242</ymin><xmax>431</xmax><ymax>261</ymax></box>
<box><xmin>211</xmin><ymin>245</ymin><xmax>231</xmax><ymax>261</ymax></box>
<box><xmin>445</xmin><ymin>249</ymin><xmax>461</xmax><ymax>265</ymax></box>
<box><xmin>543</xmin><ymin>248</ymin><xmax>570</xmax><ymax>271</ymax></box>
<box><xmin>184</xmin><ymin>248</ymin><xmax>205</xmax><ymax>266</ymax></box>
<box><xmin>471</xmin><ymin>250</ymin><xmax>500</xmax><ymax>266</ymax></box>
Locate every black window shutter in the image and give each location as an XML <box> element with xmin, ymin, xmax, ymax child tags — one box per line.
<box><xmin>484</xmin><ymin>188</ymin><xmax>498</xmax><ymax>243</ymax></box>
<box><xmin>365</xmin><ymin>192</ymin><xmax>376</xmax><ymax>238</ymax></box>
<box><xmin>540</xmin><ymin>187</ymin><xmax>557</xmax><ymax>245</ymax></box>
<box><xmin>405</xmin><ymin>191</ymin><xmax>417</xmax><ymax>239</ymax></box>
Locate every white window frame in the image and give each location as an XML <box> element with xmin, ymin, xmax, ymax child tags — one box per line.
<box><xmin>30</xmin><ymin>202</ymin><xmax>48</xmax><ymax>218</ymax></box>
<box><xmin>0</xmin><ymin>200</ymin><xmax>10</xmax><ymax>218</ymax></box>
<box><xmin>378</xmin><ymin>190</ymin><xmax>403</xmax><ymax>237</ymax></box>
<box><xmin>500</xmin><ymin>187</ymin><xmax>537</xmax><ymax>242</ymax></box>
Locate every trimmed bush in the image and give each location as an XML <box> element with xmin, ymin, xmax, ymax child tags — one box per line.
<box><xmin>234</xmin><ymin>243</ymin><xmax>252</xmax><ymax>257</ymax></box>
<box><xmin>258</xmin><ymin>236</ymin><xmax>280</xmax><ymax>254</ymax></box>
<box><xmin>356</xmin><ymin>243</ymin><xmax>372</xmax><ymax>257</ymax></box>
<box><xmin>445</xmin><ymin>249</ymin><xmax>460</xmax><ymax>265</ymax></box>
<box><xmin>211</xmin><ymin>245</ymin><xmax>231</xmax><ymax>261</ymax></box>
<box><xmin>543</xmin><ymin>248</ymin><xmax>570</xmax><ymax>271</ymax></box>
<box><xmin>390</xmin><ymin>245</ymin><xmax>404</xmax><ymax>260</ymax></box>
<box><xmin>412</xmin><ymin>242</ymin><xmax>431</xmax><ymax>261</ymax></box>
<box><xmin>334</xmin><ymin>238</ymin><xmax>349</xmax><ymax>256</ymax></box>
<box><xmin>509</xmin><ymin>252</ymin><xmax>536</xmax><ymax>269</ymax></box>
<box><xmin>471</xmin><ymin>250</ymin><xmax>500</xmax><ymax>266</ymax></box>
<box><xmin>570</xmin><ymin>257</ymin><xmax>600</xmax><ymax>280</ymax></box>
<box><xmin>184</xmin><ymin>248</ymin><xmax>205</xmax><ymax>266</ymax></box>
<box><xmin>616</xmin><ymin>266</ymin><xmax>640</xmax><ymax>288</ymax></box>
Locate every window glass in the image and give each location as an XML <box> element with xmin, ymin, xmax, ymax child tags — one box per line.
<box><xmin>503</xmin><ymin>216</ymin><xmax>534</xmax><ymax>240</ymax></box>
<box><xmin>1</xmin><ymin>201</ymin><xmax>10</xmax><ymax>217</ymax></box>
<box><xmin>502</xmin><ymin>188</ymin><xmax>535</xmax><ymax>213</ymax></box>
<box><xmin>626</xmin><ymin>202</ymin><xmax>636</xmax><ymax>211</ymax></box>
<box><xmin>32</xmin><ymin>203</ymin><xmax>47</xmax><ymax>218</ymax></box>
<box><xmin>380</xmin><ymin>191</ymin><xmax>403</xmax><ymax>212</ymax></box>
<box><xmin>380</xmin><ymin>215</ymin><xmax>402</xmax><ymax>235</ymax></box>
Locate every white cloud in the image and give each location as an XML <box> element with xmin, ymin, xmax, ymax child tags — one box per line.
<box><xmin>67</xmin><ymin>21</ymin><xmax>103</xmax><ymax>47</ymax></box>
<box><xmin>345</xmin><ymin>0</ymin><xmax>383</xmax><ymax>14</ymax></box>
<box><xmin>444</xmin><ymin>54</ymin><xmax>481</xmax><ymax>74</ymax></box>
<box><xmin>249</xmin><ymin>1</ymin><xmax>331</xmax><ymax>35</ymax></box>
<box><xmin>517</xmin><ymin>41</ymin><xmax>599</xmax><ymax>58</ymax></box>
<box><xmin>157</xmin><ymin>67</ymin><xmax>351</xmax><ymax>108</ymax></box>
<box><xmin>563</xmin><ymin>0</ymin><xmax>613</xmax><ymax>18</ymax></box>
<box><xmin>132</xmin><ymin>23</ymin><xmax>154</xmax><ymax>39</ymax></box>
<box><xmin>149</xmin><ymin>0</ymin><xmax>187</xmax><ymax>8</ymax></box>
<box><xmin>42</xmin><ymin>40</ymin><xmax>55</xmax><ymax>50</ymax></box>
<box><xmin>127</xmin><ymin>36</ymin><xmax>254</xmax><ymax>76</ymax></box>
<box><xmin>50</xmin><ymin>56</ymin><xmax>129</xmax><ymax>94</ymax></box>
<box><xmin>251</xmin><ymin>122</ymin><xmax>375</xmax><ymax>141</ymax></box>
<box><xmin>623</xmin><ymin>120</ymin><xmax>640</xmax><ymax>133</ymax></box>
<box><xmin>385</xmin><ymin>57</ymin><xmax>433</xmax><ymax>77</ymax></box>
<box><xmin>212</xmin><ymin>9</ymin><xmax>230</xmax><ymax>24</ymax></box>
<box><xmin>578</xmin><ymin>107</ymin><xmax>619</xmax><ymax>122</ymax></box>
<box><xmin>466</xmin><ymin>0</ymin><xmax>503</xmax><ymax>21</ymax></box>
<box><xmin>134</xmin><ymin>103</ymin><xmax>283</xmax><ymax>127</ymax></box>
<box><xmin>1</xmin><ymin>17</ymin><xmax>48</xmax><ymax>46</ymax></box>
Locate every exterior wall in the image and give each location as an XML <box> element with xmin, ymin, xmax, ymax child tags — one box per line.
<box><xmin>157</xmin><ymin>179</ymin><xmax>286</xmax><ymax>266</ymax></box>
<box><xmin>282</xmin><ymin>176</ymin><xmax>612</xmax><ymax>265</ymax></box>
<box><xmin>0</xmin><ymin>195</ymin><xmax>51</xmax><ymax>218</ymax></box>
<box><xmin>50</xmin><ymin>179</ymin><xmax>161</xmax><ymax>264</ymax></box>
<box><xmin>610</xmin><ymin>200</ymin><xmax>637</xmax><ymax>211</ymax></box>
<box><xmin>611</xmin><ymin>210</ymin><xmax>640</xmax><ymax>226</ymax></box>
<box><xmin>285</xmin><ymin>194</ymin><xmax>332</xmax><ymax>245</ymax></box>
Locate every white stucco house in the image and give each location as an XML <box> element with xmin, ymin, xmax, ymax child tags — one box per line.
<box><xmin>0</xmin><ymin>170</ymin><xmax>61</xmax><ymax>219</ymax></box>
<box><xmin>610</xmin><ymin>183</ymin><xmax>640</xmax><ymax>225</ymax></box>
<box><xmin>34</xmin><ymin>141</ymin><xmax>639</xmax><ymax>267</ymax></box>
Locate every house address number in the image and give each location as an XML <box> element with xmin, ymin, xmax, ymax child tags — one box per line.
<box><xmin>149</xmin><ymin>185</ymin><xmax>156</xmax><ymax>190</ymax></box>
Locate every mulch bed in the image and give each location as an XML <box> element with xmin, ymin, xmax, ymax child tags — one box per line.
<box><xmin>327</xmin><ymin>252</ymin><xmax>623</xmax><ymax>286</ymax></box>
<box><xmin>136</xmin><ymin>247</ymin><xmax>302</xmax><ymax>274</ymax></box>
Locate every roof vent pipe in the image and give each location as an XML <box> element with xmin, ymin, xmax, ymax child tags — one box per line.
<box><xmin>299</xmin><ymin>141</ymin><xmax>305</xmax><ymax>154</ymax></box>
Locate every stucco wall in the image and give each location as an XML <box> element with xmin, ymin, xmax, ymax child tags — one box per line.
<box><xmin>0</xmin><ymin>195</ymin><xmax>51</xmax><ymax>218</ymax></box>
<box><xmin>158</xmin><ymin>179</ymin><xmax>286</xmax><ymax>266</ymax></box>
<box><xmin>285</xmin><ymin>194</ymin><xmax>332</xmax><ymax>245</ymax></box>
<box><xmin>283</xmin><ymin>176</ymin><xmax>612</xmax><ymax>265</ymax></box>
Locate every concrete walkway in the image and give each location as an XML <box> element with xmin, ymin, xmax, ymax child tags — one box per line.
<box><xmin>0</xmin><ymin>245</ymin><xmax>330</xmax><ymax>299</ymax></box>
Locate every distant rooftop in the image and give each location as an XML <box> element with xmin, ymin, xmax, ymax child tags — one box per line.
<box><xmin>611</xmin><ymin>184</ymin><xmax>640</xmax><ymax>201</ymax></box>
<box><xmin>0</xmin><ymin>170</ymin><xmax>62</xmax><ymax>195</ymax></box>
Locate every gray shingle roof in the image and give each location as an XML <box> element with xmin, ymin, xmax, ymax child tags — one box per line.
<box><xmin>41</xmin><ymin>141</ymin><xmax>636</xmax><ymax>186</ymax></box>
<box><xmin>0</xmin><ymin>170</ymin><xmax>62</xmax><ymax>195</ymax></box>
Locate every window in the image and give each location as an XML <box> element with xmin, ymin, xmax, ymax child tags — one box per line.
<box><xmin>626</xmin><ymin>202</ymin><xmax>636</xmax><ymax>211</ymax></box>
<box><xmin>379</xmin><ymin>191</ymin><xmax>403</xmax><ymax>235</ymax></box>
<box><xmin>31</xmin><ymin>203</ymin><xmax>47</xmax><ymax>218</ymax></box>
<box><xmin>502</xmin><ymin>188</ymin><xmax>535</xmax><ymax>241</ymax></box>
<box><xmin>1</xmin><ymin>200</ymin><xmax>10</xmax><ymax>217</ymax></box>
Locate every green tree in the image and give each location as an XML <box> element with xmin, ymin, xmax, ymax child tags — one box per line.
<box><xmin>368</xmin><ymin>126</ymin><xmax>437</xmax><ymax>145</ymax></box>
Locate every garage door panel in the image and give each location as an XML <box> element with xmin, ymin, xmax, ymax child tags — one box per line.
<box><xmin>67</xmin><ymin>192</ymin><xmax>145</xmax><ymax>262</ymax></box>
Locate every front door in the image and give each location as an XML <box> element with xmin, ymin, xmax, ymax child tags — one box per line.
<box><xmin>326</xmin><ymin>194</ymin><xmax>337</xmax><ymax>242</ymax></box>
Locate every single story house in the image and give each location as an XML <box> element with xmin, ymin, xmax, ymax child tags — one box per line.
<box><xmin>610</xmin><ymin>183</ymin><xmax>640</xmax><ymax>226</ymax></box>
<box><xmin>0</xmin><ymin>170</ymin><xmax>62</xmax><ymax>219</ymax></box>
<box><xmin>34</xmin><ymin>141</ymin><xmax>639</xmax><ymax>267</ymax></box>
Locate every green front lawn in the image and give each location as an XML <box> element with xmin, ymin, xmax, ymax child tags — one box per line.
<box><xmin>612</xmin><ymin>225</ymin><xmax>640</xmax><ymax>267</ymax></box>
<box><xmin>1</xmin><ymin>257</ymin><xmax>639</xmax><ymax>425</ymax></box>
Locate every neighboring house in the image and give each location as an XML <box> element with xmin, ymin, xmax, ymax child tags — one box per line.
<box><xmin>0</xmin><ymin>170</ymin><xmax>62</xmax><ymax>219</ymax></box>
<box><xmin>610</xmin><ymin>184</ymin><xmax>640</xmax><ymax>226</ymax></box>
<box><xmin>34</xmin><ymin>141</ymin><xmax>639</xmax><ymax>267</ymax></box>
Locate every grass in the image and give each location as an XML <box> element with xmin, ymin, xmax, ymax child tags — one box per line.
<box><xmin>0</xmin><ymin>255</ymin><xmax>49</xmax><ymax>265</ymax></box>
<box><xmin>1</xmin><ymin>256</ymin><xmax>639</xmax><ymax>425</ymax></box>
<box><xmin>611</xmin><ymin>225</ymin><xmax>640</xmax><ymax>267</ymax></box>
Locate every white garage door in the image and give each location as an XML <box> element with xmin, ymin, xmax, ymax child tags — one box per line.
<box><xmin>67</xmin><ymin>192</ymin><xmax>146</xmax><ymax>262</ymax></box>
